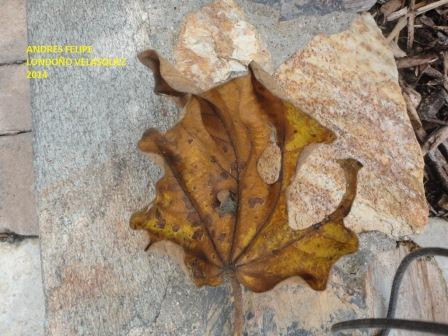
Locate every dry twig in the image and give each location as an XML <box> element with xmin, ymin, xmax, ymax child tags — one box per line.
<box><xmin>387</xmin><ymin>16</ymin><xmax>408</xmax><ymax>42</ymax></box>
<box><xmin>372</xmin><ymin>0</ymin><xmax>448</xmax><ymax>212</ymax></box>
<box><xmin>387</xmin><ymin>0</ymin><xmax>448</xmax><ymax>21</ymax></box>
<box><xmin>396</xmin><ymin>54</ymin><xmax>438</xmax><ymax>68</ymax></box>
<box><xmin>422</xmin><ymin>126</ymin><xmax>448</xmax><ymax>154</ymax></box>
<box><xmin>407</xmin><ymin>0</ymin><xmax>416</xmax><ymax>50</ymax></box>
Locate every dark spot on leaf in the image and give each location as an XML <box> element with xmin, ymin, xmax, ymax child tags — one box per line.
<box><xmin>203</xmin><ymin>215</ymin><xmax>213</xmax><ymax>225</ymax></box>
<box><xmin>189</xmin><ymin>259</ymin><xmax>205</xmax><ymax>279</ymax></box>
<box><xmin>312</xmin><ymin>222</ymin><xmax>322</xmax><ymax>230</ymax></box>
<box><xmin>239</xmin><ymin>161</ymin><xmax>247</xmax><ymax>172</ymax></box>
<box><xmin>231</xmin><ymin>161</ymin><xmax>238</xmax><ymax>173</ymax></box>
<box><xmin>162</xmin><ymin>182</ymin><xmax>178</xmax><ymax>193</ymax></box>
<box><xmin>187</xmin><ymin>211</ymin><xmax>199</xmax><ymax>223</ymax></box>
<box><xmin>192</xmin><ymin>230</ymin><xmax>204</xmax><ymax>240</ymax></box>
<box><xmin>155</xmin><ymin>209</ymin><xmax>166</xmax><ymax>229</ymax></box>
<box><xmin>248</xmin><ymin>197</ymin><xmax>264</xmax><ymax>208</ymax></box>
<box><xmin>217</xmin><ymin>190</ymin><xmax>237</xmax><ymax>216</ymax></box>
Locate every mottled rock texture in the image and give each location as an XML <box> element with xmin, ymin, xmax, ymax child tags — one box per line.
<box><xmin>175</xmin><ymin>0</ymin><xmax>271</xmax><ymax>90</ymax></box>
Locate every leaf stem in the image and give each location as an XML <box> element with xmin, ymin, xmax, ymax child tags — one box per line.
<box><xmin>227</xmin><ymin>272</ymin><xmax>243</xmax><ymax>336</ymax></box>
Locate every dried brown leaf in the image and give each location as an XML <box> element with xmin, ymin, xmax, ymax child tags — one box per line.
<box><xmin>131</xmin><ymin>51</ymin><xmax>361</xmax><ymax>295</ymax></box>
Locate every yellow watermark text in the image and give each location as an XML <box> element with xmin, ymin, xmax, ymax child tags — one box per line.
<box><xmin>26</xmin><ymin>44</ymin><xmax>127</xmax><ymax>78</ymax></box>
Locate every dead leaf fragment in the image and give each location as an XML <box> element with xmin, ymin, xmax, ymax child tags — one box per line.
<box><xmin>131</xmin><ymin>51</ymin><xmax>361</xmax><ymax>293</ymax></box>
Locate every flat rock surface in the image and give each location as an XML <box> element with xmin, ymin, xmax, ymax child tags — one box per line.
<box><xmin>175</xmin><ymin>0</ymin><xmax>272</xmax><ymax>90</ymax></box>
<box><xmin>0</xmin><ymin>239</ymin><xmax>45</xmax><ymax>336</ymax></box>
<box><xmin>0</xmin><ymin>0</ymin><xmax>27</xmax><ymax>63</ymax></box>
<box><xmin>248</xmin><ymin>0</ymin><xmax>376</xmax><ymax>19</ymax></box>
<box><xmin>28</xmin><ymin>0</ymin><xmax>445</xmax><ymax>335</ymax></box>
<box><xmin>275</xmin><ymin>14</ymin><xmax>427</xmax><ymax>236</ymax></box>
<box><xmin>0</xmin><ymin>133</ymin><xmax>37</xmax><ymax>235</ymax></box>
<box><xmin>412</xmin><ymin>217</ymin><xmax>448</xmax><ymax>281</ymax></box>
<box><xmin>364</xmin><ymin>239</ymin><xmax>448</xmax><ymax>336</ymax></box>
<box><xmin>0</xmin><ymin>64</ymin><xmax>32</xmax><ymax>134</ymax></box>
<box><xmin>245</xmin><ymin>234</ymin><xmax>448</xmax><ymax>336</ymax></box>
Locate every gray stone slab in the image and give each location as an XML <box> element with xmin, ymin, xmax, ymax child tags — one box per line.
<box><xmin>0</xmin><ymin>0</ymin><xmax>27</xmax><ymax>63</ymax></box>
<box><xmin>412</xmin><ymin>217</ymin><xmax>448</xmax><ymax>281</ymax></box>
<box><xmin>0</xmin><ymin>133</ymin><xmax>38</xmax><ymax>235</ymax></box>
<box><xmin>130</xmin><ymin>0</ymin><xmax>357</xmax><ymax>70</ymax></box>
<box><xmin>0</xmin><ymin>239</ymin><xmax>45</xmax><ymax>336</ymax></box>
<box><xmin>248</xmin><ymin>0</ymin><xmax>376</xmax><ymax>20</ymax></box>
<box><xmin>236</xmin><ymin>1</ymin><xmax>357</xmax><ymax>69</ymax></box>
<box><xmin>0</xmin><ymin>64</ymin><xmax>32</xmax><ymax>134</ymax></box>
<box><xmin>27</xmin><ymin>0</ymin><xmax>446</xmax><ymax>335</ymax></box>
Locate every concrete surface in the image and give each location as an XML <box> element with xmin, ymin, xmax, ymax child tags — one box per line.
<box><xmin>0</xmin><ymin>133</ymin><xmax>38</xmax><ymax>235</ymax></box>
<box><xmin>0</xmin><ymin>0</ymin><xmax>27</xmax><ymax>64</ymax></box>
<box><xmin>0</xmin><ymin>239</ymin><xmax>45</xmax><ymax>336</ymax></box>
<box><xmin>0</xmin><ymin>64</ymin><xmax>32</xmax><ymax>134</ymax></box>
<box><xmin>249</xmin><ymin>0</ymin><xmax>376</xmax><ymax>19</ymax></box>
<box><xmin>0</xmin><ymin>2</ymin><xmax>45</xmax><ymax>336</ymax></box>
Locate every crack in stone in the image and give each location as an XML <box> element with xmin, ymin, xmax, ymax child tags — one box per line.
<box><xmin>151</xmin><ymin>277</ymin><xmax>172</xmax><ymax>326</ymax></box>
<box><xmin>0</xmin><ymin>60</ymin><xmax>26</xmax><ymax>67</ymax></box>
<box><xmin>0</xmin><ymin>129</ymin><xmax>32</xmax><ymax>137</ymax></box>
<box><xmin>0</xmin><ymin>230</ymin><xmax>39</xmax><ymax>243</ymax></box>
